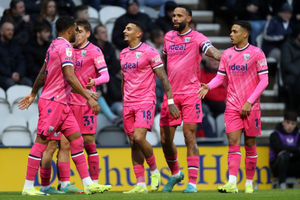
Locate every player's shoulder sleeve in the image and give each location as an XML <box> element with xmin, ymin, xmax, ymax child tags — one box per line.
<box><xmin>195</xmin><ymin>31</ymin><xmax>212</xmax><ymax>54</ymax></box>
<box><xmin>254</xmin><ymin>46</ymin><xmax>268</xmax><ymax>75</ymax></box>
<box><xmin>92</xmin><ymin>45</ymin><xmax>107</xmax><ymax>73</ymax></box>
<box><xmin>59</xmin><ymin>43</ymin><xmax>74</xmax><ymax>68</ymax></box>
<box><xmin>145</xmin><ymin>44</ymin><xmax>163</xmax><ymax>69</ymax></box>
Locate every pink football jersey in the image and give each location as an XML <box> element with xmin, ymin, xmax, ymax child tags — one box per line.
<box><xmin>217</xmin><ymin>44</ymin><xmax>268</xmax><ymax>111</ymax></box>
<box><xmin>69</xmin><ymin>42</ymin><xmax>107</xmax><ymax>105</ymax></box>
<box><xmin>163</xmin><ymin>29</ymin><xmax>211</xmax><ymax>94</ymax></box>
<box><xmin>40</xmin><ymin>37</ymin><xmax>75</xmax><ymax>104</ymax></box>
<box><xmin>120</xmin><ymin>42</ymin><xmax>163</xmax><ymax>106</ymax></box>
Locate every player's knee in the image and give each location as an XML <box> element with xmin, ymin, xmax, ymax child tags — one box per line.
<box><xmin>133</xmin><ymin>134</ymin><xmax>145</xmax><ymax>145</ymax></box>
<box><xmin>184</xmin><ymin>134</ymin><xmax>196</xmax><ymax>145</ymax></box>
<box><xmin>60</xmin><ymin>140</ymin><xmax>70</xmax><ymax>152</ymax></box>
<box><xmin>44</xmin><ymin>141</ymin><xmax>58</xmax><ymax>155</ymax></box>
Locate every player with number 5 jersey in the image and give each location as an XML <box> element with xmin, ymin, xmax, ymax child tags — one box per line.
<box><xmin>159</xmin><ymin>5</ymin><xmax>222</xmax><ymax>193</ymax></box>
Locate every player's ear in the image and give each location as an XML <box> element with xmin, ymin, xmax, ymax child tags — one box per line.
<box><xmin>87</xmin><ymin>31</ymin><xmax>91</xmax><ymax>38</ymax></box>
<box><xmin>187</xmin><ymin>15</ymin><xmax>192</xmax><ymax>24</ymax></box>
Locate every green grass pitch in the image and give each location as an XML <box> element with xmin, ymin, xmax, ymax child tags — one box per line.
<box><xmin>1</xmin><ymin>190</ymin><xmax>300</xmax><ymax>200</ymax></box>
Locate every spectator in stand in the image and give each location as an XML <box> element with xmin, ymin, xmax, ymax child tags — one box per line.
<box><xmin>94</xmin><ymin>24</ymin><xmax>122</xmax><ymax>117</ymax></box>
<box><xmin>82</xmin><ymin>0</ymin><xmax>128</xmax><ymax>11</ymax></box>
<box><xmin>269</xmin><ymin>111</ymin><xmax>300</xmax><ymax>189</ymax></box>
<box><xmin>262</xmin><ymin>3</ymin><xmax>293</xmax><ymax>63</ymax></box>
<box><xmin>23</xmin><ymin>20</ymin><xmax>51</xmax><ymax>83</ymax></box>
<box><xmin>281</xmin><ymin>25</ymin><xmax>300</xmax><ymax>112</ymax></box>
<box><xmin>112</xmin><ymin>0</ymin><xmax>156</xmax><ymax>50</ymax></box>
<box><xmin>0</xmin><ymin>0</ymin><xmax>32</xmax><ymax>46</ymax></box>
<box><xmin>271</xmin><ymin>0</ymin><xmax>300</xmax><ymax>24</ymax></box>
<box><xmin>147</xmin><ymin>29</ymin><xmax>164</xmax><ymax>54</ymax></box>
<box><xmin>0</xmin><ymin>22</ymin><xmax>32</xmax><ymax>90</ymax></box>
<box><xmin>54</xmin><ymin>0</ymin><xmax>75</xmax><ymax>17</ymax></box>
<box><xmin>74</xmin><ymin>5</ymin><xmax>89</xmax><ymax>21</ymax></box>
<box><xmin>199</xmin><ymin>56</ymin><xmax>227</xmax><ymax>118</ymax></box>
<box><xmin>93</xmin><ymin>24</ymin><xmax>123</xmax><ymax>123</ymax></box>
<box><xmin>24</xmin><ymin>0</ymin><xmax>43</xmax><ymax>21</ymax></box>
<box><xmin>241</xmin><ymin>0</ymin><xmax>272</xmax><ymax>46</ymax></box>
<box><xmin>39</xmin><ymin>0</ymin><xmax>59</xmax><ymax>41</ymax></box>
<box><xmin>155</xmin><ymin>1</ymin><xmax>177</xmax><ymax>33</ymax></box>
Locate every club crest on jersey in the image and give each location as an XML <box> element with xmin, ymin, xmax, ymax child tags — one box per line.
<box><xmin>243</xmin><ymin>54</ymin><xmax>250</xmax><ymax>61</ymax></box>
<box><xmin>184</xmin><ymin>37</ymin><xmax>191</xmax><ymax>43</ymax></box>
<box><xmin>66</xmin><ymin>48</ymin><xmax>72</xmax><ymax>57</ymax></box>
<box><xmin>54</xmin><ymin>132</ymin><xmax>59</xmax><ymax>137</ymax></box>
<box><xmin>81</xmin><ymin>50</ymin><xmax>86</xmax><ymax>57</ymax></box>
<box><xmin>136</xmin><ymin>52</ymin><xmax>142</xmax><ymax>59</ymax></box>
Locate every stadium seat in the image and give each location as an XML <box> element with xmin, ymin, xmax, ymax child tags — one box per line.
<box><xmin>12</xmin><ymin>102</ymin><xmax>38</xmax><ymax>121</ymax></box>
<box><xmin>73</xmin><ymin>0</ymin><xmax>82</xmax><ymax>6</ymax></box>
<box><xmin>105</xmin><ymin>21</ymin><xmax>114</xmax><ymax>42</ymax></box>
<box><xmin>0</xmin><ymin>1</ymin><xmax>10</xmax><ymax>10</ymax></box>
<box><xmin>173</xmin><ymin>123</ymin><xmax>185</xmax><ymax>146</ymax></box>
<box><xmin>216</xmin><ymin>113</ymin><xmax>225</xmax><ymax>138</ymax></box>
<box><xmin>99</xmin><ymin>6</ymin><xmax>126</xmax><ymax>25</ymax></box>
<box><xmin>271</xmin><ymin>177</ymin><xmax>299</xmax><ymax>189</ymax></box>
<box><xmin>140</xmin><ymin>6</ymin><xmax>159</xmax><ymax>19</ymax></box>
<box><xmin>88</xmin><ymin>6</ymin><xmax>100</xmax><ymax>30</ymax></box>
<box><xmin>0</xmin><ymin>87</ymin><xmax>6</xmax><ymax>101</ymax></box>
<box><xmin>96</xmin><ymin>127</ymin><xmax>127</xmax><ymax>146</ymax></box>
<box><xmin>27</xmin><ymin>113</ymin><xmax>39</xmax><ymax>142</ymax></box>
<box><xmin>0</xmin><ymin>87</ymin><xmax>10</xmax><ymax>121</ymax></box>
<box><xmin>146</xmin><ymin>131</ymin><xmax>159</xmax><ymax>146</ymax></box>
<box><xmin>96</xmin><ymin>113</ymin><xmax>113</xmax><ymax>132</ymax></box>
<box><xmin>0</xmin><ymin>6</ymin><xmax>4</xmax><ymax>19</ymax></box>
<box><xmin>6</xmin><ymin>85</ymin><xmax>33</xmax><ymax>108</ymax></box>
<box><xmin>0</xmin><ymin>115</ymin><xmax>32</xmax><ymax>146</ymax></box>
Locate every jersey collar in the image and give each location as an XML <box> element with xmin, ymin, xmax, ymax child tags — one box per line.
<box><xmin>129</xmin><ymin>42</ymin><xmax>142</xmax><ymax>50</ymax></box>
<box><xmin>177</xmin><ymin>29</ymin><xmax>192</xmax><ymax>36</ymax></box>
<box><xmin>234</xmin><ymin>43</ymin><xmax>250</xmax><ymax>52</ymax></box>
<box><xmin>57</xmin><ymin>37</ymin><xmax>71</xmax><ymax>45</ymax></box>
<box><xmin>78</xmin><ymin>41</ymin><xmax>90</xmax><ymax>49</ymax></box>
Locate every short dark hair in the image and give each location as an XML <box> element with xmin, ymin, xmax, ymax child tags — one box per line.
<box><xmin>93</xmin><ymin>23</ymin><xmax>104</xmax><ymax>35</ymax></box>
<box><xmin>34</xmin><ymin>20</ymin><xmax>51</xmax><ymax>33</ymax></box>
<box><xmin>176</xmin><ymin>5</ymin><xmax>192</xmax><ymax>17</ymax></box>
<box><xmin>76</xmin><ymin>19</ymin><xmax>91</xmax><ymax>32</ymax></box>
<box><xmin>284</xmin><ymin>111</ymin><xmax>298</xmax><ymax>122</ymax></box>
<box><xmin>128</xmin><ymin>20</ymin><xmax>145</xmax><ymax>33</ymax></box>
<box><xmin>56</xmin><ymin>16</ymin><xmax>75</xmax><ymax>34</ymax></box>
<box><xmin>74</xmin><ymin>5</ymin><xmax>88</xmax><ymax>18</ymax></box>
<box><xmin>10</xmin><ymin>0</ymin><xmax>23</xmax><ymax>9</ymax></box>
<box><xmin>233</xmin><ymin>20</ymin><xmax>252</xmax><ymax>34</ymax></box>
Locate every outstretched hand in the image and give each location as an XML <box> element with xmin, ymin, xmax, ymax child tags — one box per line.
<box><xmin>18</xmin><ymin>94</ymin><xmax>35</xmax><ymax>110</ymax></box>
<box><xmin>197</xmin><ymin>83</ymin><xmax>210</xmax><ymax>99</ymax></box>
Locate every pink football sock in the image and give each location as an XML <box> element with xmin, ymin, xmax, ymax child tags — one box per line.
<box><xmin>146</xmin><ymin>154</ymin><xmax>157</xmax><ymax>172</ymax></box>
<box><xmin>57</xmin><ymin>162</ymin><xmax>70</xmax><ymax>181</ymax></box>
<box><xmin>26</xmin><ymin>143</ymin><xmax>47</xmax><ymax>180</ymax></box>
<box><xmin>245</xmin><ymin>145</ymin><xmax>257</xmax><ymax>180</ymax></box>
<box><xmin>165</xmin><ymin>154</ymin><xmax>180</xmax><ymax>175</ymax></box>
<box><xmin>187</xmin><ymin>156</ymin><xmax>199</xmax><ymax>184</ymax></box>
<box><xmin>228</xmin><ymin>145</ymin><xmax>241</xmax><ymax>176</ymax></box>
<box><xmin>70</xmin><ymin>137</ymin><xmax>89</xmax><ymax>179</ymax></box>
<box><xmin>85</xmin><ymin>143</ymin><xmax>99</xmax><ymax>181</ymax></box>
<box><xmin>133</xmin><ymin>164</ymin><xmax>145</xmax><ymax>183</ymax></box>
<box><xmin>40</xmin><ymin>166</ymin><xmax>51</xmax><ymax>186</ymax></box>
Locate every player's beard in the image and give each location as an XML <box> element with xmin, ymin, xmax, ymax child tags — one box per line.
<box><xmin>70</xmin><ymin>32</ymin><xmax>76</xmax><ymax>43</ymax></box>
<box><xmin>174</xmin><ymin>21</ymin><xmax>186</xmax><ymax>32</ymax></box>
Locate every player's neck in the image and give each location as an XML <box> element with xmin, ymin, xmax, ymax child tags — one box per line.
<box><xmin>235</xmin><ymin>41</ymin><xmax>249</xmax><ymax>50</ymax></box>
<box><xmin>58</xmin><ymin>33</ymin><xmax>70</xmax><ymax>43</ymax></box>
<box><xmin>78</xmin><ymin>40</ymin><xmax>89</xmax><ymax>49</ymax></box>
<box><xmin>178</xmin><ymin>27</ymin><xmax>191</xmax><ymax>35</ymax></box>
<box><xmin>128</xmin><ymin>39</ymin><xmax>141</xmax><ymax>49</ymax></box>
